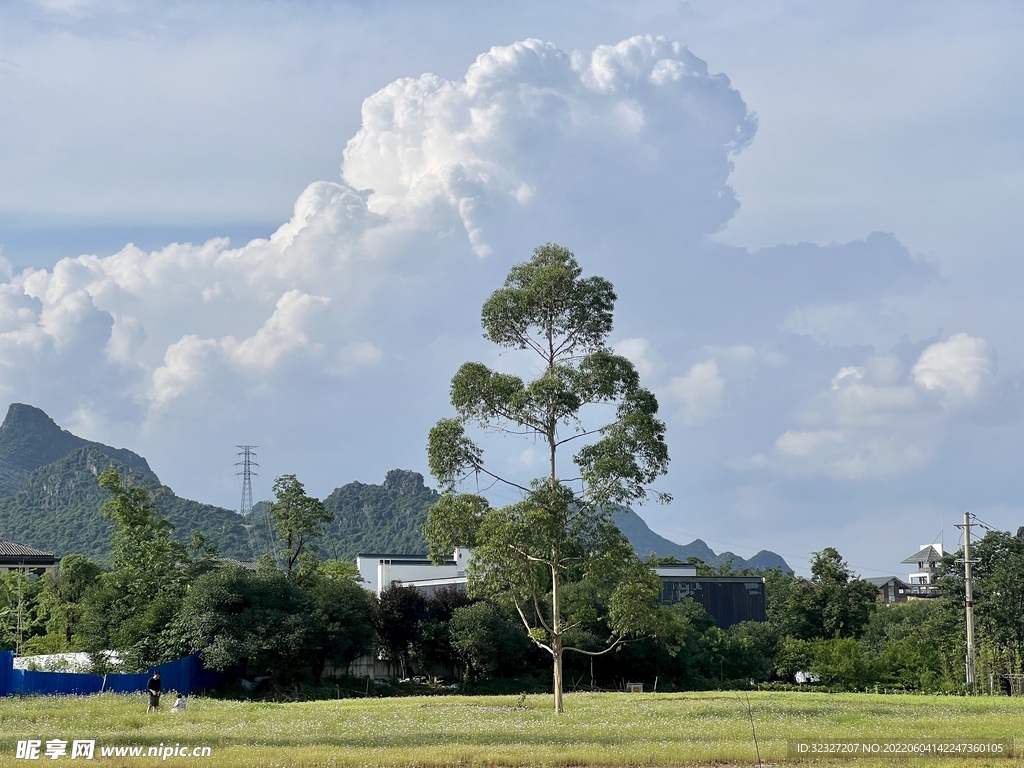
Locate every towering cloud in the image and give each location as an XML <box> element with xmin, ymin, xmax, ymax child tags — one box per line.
<box><xmin>0</xmin><ymin>36</ymin><xmax>757</xmax><ymax>428</ymax></box>
<box><xmin>342</xmin><ymin>36</ymin><xmax>755</xmax><ymax>255</ymax></box>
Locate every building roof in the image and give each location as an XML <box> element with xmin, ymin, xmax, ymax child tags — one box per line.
<box><xmin>213</xmin><ymin>557</ymin><xmax>260</xmax><ymax>571</ymax></box>
<box><xmin>866</xmin><ymin>576</ymin><xmax>909</xmax><ymax>587</ymax></box>
<box><xmin>357</xmin><ymin>552</ymin><xmax>429</xmax><ymax>558</ymax></box>
<box><xmin>400</xmin><ymin>576</ymin><xmax>467</xmax><ymax>587</ymax></box>
<box><xmin>356</xmin><ymin>553</ymin><xmax>456</xmax><ymax>565</ymax></box>
<box><xmin>900</xmin><ymin>544</ymin><xmax>944</xmax><ymax>565</ymax></box>
<box><xmin>657</xmin><ymin>575</ymin><xmax>765</xmax><ymax>583</ymax></box>
<box><xmin>655</xmin><ymin>565</ymin><xmax>699</xmax><ymax>577</ymax></box>
<box><xmin>0</xmin><ymin>539</ymin><xmax>54</xmax><ymax>559</ymax></box>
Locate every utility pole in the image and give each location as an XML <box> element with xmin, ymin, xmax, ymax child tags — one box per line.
<box><xmin>956</xmin><ymin>512</ymin><xmax>977</xmax><ymax>690</ymax></box>
<box><xmin>16</xmin><ymin>561</ymin><xmax>24</xmax><ymax>657</ymax></box>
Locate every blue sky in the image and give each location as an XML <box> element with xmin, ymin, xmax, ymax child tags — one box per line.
<box><xmin>2</xmin><ymin>0</ymin><xmax>1022</xmax><ymax>578</ymax></box>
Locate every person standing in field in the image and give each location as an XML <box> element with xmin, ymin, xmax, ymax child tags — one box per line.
<box><xmin>147</xmin><ymin>671</ymin><xmax>162</xmax><ymax>713</ymax></box>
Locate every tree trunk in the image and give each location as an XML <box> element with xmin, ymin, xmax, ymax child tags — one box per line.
<box><xmin>553</xmin><ymin>635</ymin><xmax>564</xmax><ymax>714</ymax></box>
<box><xmin>551</xmin><ymin>561</ymin><xmax>564</xmax><ymax>714</ymax></box>
<box><xmin>312</xmin><ymin>653</ymin><xmax>326</xmax><ymax>681</ymax></box>
<box><xmin>548</xmin><ymin>391</ymin><xmax>562</xmax><ymax>714</ymax></box>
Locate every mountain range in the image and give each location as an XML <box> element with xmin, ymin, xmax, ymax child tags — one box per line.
<box><xmin>0</xmin><ymin>404</ymin><xmax>252</xmax><ymax>560</ymax></box>
<box><xmin>0</xmin><ymin>403</ymin><xmax>790</xmax><ymax>572</ymax></box>
<box><xmin>613</xmin><ymin>509</ymin><xmax>791</xmax><ymax>572</ymax></box>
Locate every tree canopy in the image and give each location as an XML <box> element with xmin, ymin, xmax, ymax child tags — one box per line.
<box><xmin>72</xmin><ymin>469</ymin><xmax>200</xmax><ymax>669</ymax></box>
<box><xmin>764</xmin><ymin>548</ymin><xmax>878</xmax><ymax>642</ymax></box>
<box><xmin>268</xmin><ymin>474</ymin><xmax>334</xmax><ymax>575</ymax></box>
<box><xmin>425</xmin><ymin>243</ymin><xmax>670</xmax><ymax>713</ymax></box>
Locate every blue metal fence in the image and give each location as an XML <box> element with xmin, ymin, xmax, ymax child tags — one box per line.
<box><xmin>0</xmin><ymin>652</ymin><xmax>230</xmax><ymax>697</ymax></box>
<box><xmin>0</xmin><ymin>651</ymin><xmax>12</xmax><ymax>696</ymax></box>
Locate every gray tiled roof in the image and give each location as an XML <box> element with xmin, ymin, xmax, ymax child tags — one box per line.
<box><xmin>900</xmin><ymin>544</ymin><xmax>944</xmax><ymax>565</ymax></box>
<box><xmin>214</xmin><ymin>557</ymin><xmax>260</xmax><ymax>571</ymax></box>
<box><xmin>866</xmin><ymin>576</ymin><xmax>908</xmax><ymax>587</ymax></box>
<box><xmin>0</xmin><ymin>539</ymin><xmax>54</xmax><ymax>558</ymax></box>
<box><xmin>187</xmin><ymin>557</ymin><xmax>262</xmax><ymax>572</ymax></box>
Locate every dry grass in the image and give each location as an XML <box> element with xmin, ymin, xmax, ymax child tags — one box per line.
<box><xmin>0</xmin><ymin>690</ymin><xmax>1021</xmax><ymax>766</ymax></box>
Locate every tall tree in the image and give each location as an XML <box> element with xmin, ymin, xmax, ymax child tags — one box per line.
<box><xmin>100</xmin><ymin>467</ymin><xmax>188</xmax><ymax>575</ymax></box>
<box><xmin>425</xmin><ymin>244</ymin><xmax>669</xmax><ymax>713</ymax></box>
<box><xmin>0</xmin><ymin>571</ymin><xmax>45</xmax><ymax>653</ymax></box>
<box><xmin>449</xmin><ymin>601</ymin><xmax>530</xmax><ymax>683</ymax></box>
<box><xmin>35</xmin><ymin>554</ymin><xmax>104</xmax><ymax>650</ymax></box>
<box><xmin>268</xmin><ymin>474</ymin><xmax>334</xmax><ymax>575</ymax></box>
<box><xmin>411</xmin><ymin>586</ymin><xmax>473</xmax><ymax>674</ymax></box>
<box><xmin>302</xmin><ymin>571</ymin><xmax>376</xmax><ymax>680</ymax></box>
<box><xmin>764</xmin><ymin>550</ymin><xmax>876</xmax><ymax>642</ymax></box>
<box><xmin>808</xmin><ymin>548</ymin><xmax>877</xmax><ymax>639</ymax></box>
<box><xmin>178</xmin><ymin>568</ymin><xmax>310</xmax><ymax>682</ymax></box>
<box><xmin>375</xmin><ymin>583</ymin><xmax>428</xmax><ymax>680</ymax></box>
<box><xmin>179</xmin><ymin>566</ymin><xmax>376</xmax><ymax>683</ymax></box>
<box><xmin>763</xmin><ymin>568</ymin><xmax>817</xmax><ymax>640</ymax></box>
<box><xmin>77</xmin><ymin>469</ymin><xmax>193</xmax><ymax>669</ymax></box>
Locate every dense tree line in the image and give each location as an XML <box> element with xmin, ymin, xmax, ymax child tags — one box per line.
<box><xmin>1</xmin><ymin>467</ymin><xmax>1020</xmax><ymax>696</ymax></box>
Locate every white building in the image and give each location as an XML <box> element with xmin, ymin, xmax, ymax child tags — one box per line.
<box><xmin>356</xmin><ymin>547</ymin><xmax>472</xmax><ymax>596</ymax></box>
<box><xmin>654</xmin><ymin>564</ymin><xmax>698</xmax><ymax>578</ymax></box>
<box><xmin>356</xmin><ymin>550</ymin><xmax>698</xmax><ymax>597</ymax></box>
<box><xmin>900</xmin><ymin>543</ymin><xmax>944</xmax><ymax>586</ymax></box>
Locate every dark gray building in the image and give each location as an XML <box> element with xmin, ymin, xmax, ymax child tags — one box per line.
<box><xmin>656</xmin><ymin>573</ymin><xmax>767</xmax><ymax>628</ymax></box>
<box><xmin>867</xmin><ymin>575</ymin><xmax>911</xmax><ymax>604</ymax></box>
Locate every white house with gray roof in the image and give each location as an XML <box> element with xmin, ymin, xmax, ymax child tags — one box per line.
<box><xmin>0</xmin><ymin>539</ymin><xmax>56</xmax><ymax>575</ymax></box>
<box><xmin>901</xmin><ymin>543</ymin><xmax>944</xmax><ymax>586</ymax></box>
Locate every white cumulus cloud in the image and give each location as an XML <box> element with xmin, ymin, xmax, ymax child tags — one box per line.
<box><xmin>614</xmin><ymin>337</ymin><xmax>655</xmax><ymax>378</ymax></box>
<box><xmin>912</xmin><ymin>332</ymin><xmax>994</xmax><ymax>403</ymax></box>
<box><xmin>669</xmin><ymin>359</ymin><xmax>725</xmax><ymax>424</ymax></box>
<box><xmin>757</xmin><ymin>333</ymin><xmax>997</xmax><ymax>478</ymax></box>
<box><xmin>342</xmin><ymin>35</ymin><xmax>754</xmax><ymax>255</ymax></box>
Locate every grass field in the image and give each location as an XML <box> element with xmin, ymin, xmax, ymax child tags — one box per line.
<box><xmin>0</xmin><ymin>690</ymin><xmax>1021</xmax><ymax>767</ymax></box>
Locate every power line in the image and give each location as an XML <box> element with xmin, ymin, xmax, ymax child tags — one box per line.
<box><xmin>971</xmin><ymin>516</ymin><xmax>1000</xmax><ymax>534</ymax></box>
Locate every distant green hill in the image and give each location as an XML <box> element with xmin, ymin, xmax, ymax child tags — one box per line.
<box><xmin>318</xmin><ymin>469</ymin><xmax>440</xmax><ymax>560</ymax></box>
<box><xmin>0</xmin><ymin>402</ymin><xmax>151</xmax><ymax>496</ymax></box>
<box><xmin>614</xmin><ymin>509</ymin><xmax>792</xmax><ymax>572</ymax></box>
<box><xmin>301</xmin><ymin>468</ymin><xmax>792</xmax><ymax>573</ymax></box>
<box><xmin>0</xmin><ymin>403</ymin><xmax>791</xmax><ymax>573</ymax></box>
<box><xmin>0</xmin><ymin>404</ymin><xmax>252</xmax><ymax>562</ymax></box>
<box><xmin>242</xmin><ymin>469</ymin><xmax>440</xmax><ymax>562</ymax></box>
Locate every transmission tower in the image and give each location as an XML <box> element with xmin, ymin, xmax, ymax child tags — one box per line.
<box><xmin>236</xmin><ymin>446</ymin><xmax>263</xmax><ymax>559</ymax></box>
